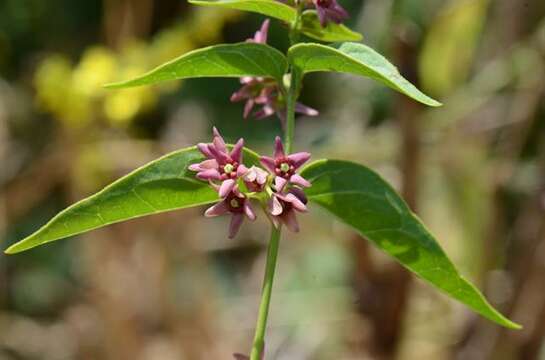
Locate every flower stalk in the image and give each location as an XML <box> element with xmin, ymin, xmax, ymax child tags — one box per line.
<box><xmin>248</xmin><ymin>9</ymin><xmax>306</xmax><ymax>359</ymax></box>
<box><xmin>284</xmin><ymin>71</ymin><xmax>299</xmax><ymax>154</ymax></box>
<box><xmin>250</xmin><ymin>226</ymin><xmax>281</xmax><ymax>360</ymax></box>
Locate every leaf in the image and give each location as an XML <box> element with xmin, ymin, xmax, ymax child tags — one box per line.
<box><xmin>5</xmin><ymin>147</ymin><xmax>261</xmax><ymax>254</ymax></box>
<box><xmin>300</xmin><ymin>10</ymin><xmax>362</xmax><ymax>42</ymax></box>
<box><xmin>188</xmin><ymin>0</ymin><xmax>297</xmax><ymax>23</ymax></box>
<box><xmin>104</xmin><ymin>43</ymin><xmax>287</xmax><ymax>89</ymax></box>
<box><xmin>301</xmin><ymin>160</ymin><xmax>521</xmax><ymax>329</ymax></box>
<box><xmin>288</xmin><ymin>42</ymin><xmax>442</xmax><ymax>107</ymax></box>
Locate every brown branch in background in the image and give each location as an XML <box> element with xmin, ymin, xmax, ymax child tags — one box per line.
<box><xmin>453</xmin><ymin>86</ymin><xmax>544</xmax><ymax>360</ymax></box>
<box><xmin>453</xmin><ymin>4</ymin><xmax>545</xmax><ymax>354</ymax></box>
<box><xmin>3</xmin><ymin>144</ymin><xmax>70</xmax><ymax>223</ymax></box>
<box><xmin>351</xmin><ymin>7</ymin><xmax>423</xmax><ymax>359</ymax></box>
<box><xmin>103</xmin><ymin>0</ymin><xmax>154</xmax><ymax>48</ymax></box>
<box><xmin>0</xmin><ymin>91</ymin><xmax>7</xmax><ymax>309</ymax></box>
<box><xmin>488</xmin><ymin>139</ymin><xmax>545</xmax><ymax>360</ymax></box>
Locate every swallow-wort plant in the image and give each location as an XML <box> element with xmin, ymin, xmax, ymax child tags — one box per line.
<box><xmin>5</xmin><ymin>1</ymin><xmax>521</xmax><ymax>359</ymax></box>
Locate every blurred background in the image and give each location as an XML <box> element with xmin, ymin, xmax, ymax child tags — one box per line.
<box><xmin>1</xmin><ymin>0</ymin><xmax>544</xmax><ymax>359</ymax></box>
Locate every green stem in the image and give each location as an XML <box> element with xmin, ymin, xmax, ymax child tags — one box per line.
<box><xmin>250</xmin><ymin>226</ymin><xmax>282</xmax><ymax>360</ymax></box>
<box><xmin>249</xmin><ymin>5</ymin><xmax>303</xmax><ymax>358</ymax></box>
<box><xmin>285</xmin><ymin>1</ymin><xmax>303</xmax><ymax>153</ymax></box>
<box><xmin>288</xmin><ymin>1</ymin><xmax>303</xmax><ymax>45</ymax></box>
<box><xmin>284</xmin><ymin>74</ymin><xmax>298</xmax><ymax>154</ymax></box>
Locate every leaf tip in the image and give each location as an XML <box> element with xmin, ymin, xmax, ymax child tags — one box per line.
<box><xmin>504</xmin><ymin>320</ymin><xmax>523</xmax><ymax>330</ymax></box>
<box><xmin>352</xmin><ymin>33</ymin><xmax>364</xmax><ymax>42</ymax></box>
<box><xmin>427</xmin><ymin>99</ymin><xmax>443</xmax><ymax>107</ymax></box>
<box><xmin>4</xmin><ymin>244</ymin><xmax>19</xmax><ymax>255</ymax></box>
<box><xmin>103</xmin><ymin>81</ymin><xmax>125</xmax><ymax>89</ymax></box>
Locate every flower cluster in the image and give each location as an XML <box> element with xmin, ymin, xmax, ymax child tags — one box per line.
<box><xmin>279</xmin><ymin>0</ymin><xmax>349</xmax><ymax>27</ymax></box>
<box><xmin>190</xmin><ymin>128</ymin><xmax>311</xmax><ymax>238</ymax></box>
<box><xmin>230</xmin><ymin>20</ymin><xmax>318</xmax><ymax>124</ymax></box>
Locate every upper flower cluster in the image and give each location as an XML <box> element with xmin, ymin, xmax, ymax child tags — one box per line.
<box><xmin>279</xmin><ymin>0</ymin><xmax>349</xmax><ymax>27</ymax></box>
<box><xmin>190</xmin><ymin>128</ymin><xmax>311</xmax><ymax>238</ymax></box>
<box><xmin>230</xmin><ymin>20</ymin><xmax>318</xmax><ymax>125</ymax></box>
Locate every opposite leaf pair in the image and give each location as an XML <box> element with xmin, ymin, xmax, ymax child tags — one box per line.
<box><xmin>5</xmin><ymin>0</ymin><xmax>520</xmax><ymax>335</ymax></box>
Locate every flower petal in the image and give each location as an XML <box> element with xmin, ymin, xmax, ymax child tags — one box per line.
<box><xmin>254</xmin><ymin>105</ymin><xmax>275</xmax><ymax>119</ymax></box>
<box><xmin>295</xmin><ymin>102</ymin><xmax>319</xmax><ymax>117</ymax></box>
<box><xmin>284</xmin><ymin>193</ymin><xmax>308</xmax><ymax>212</ymax></box>
<box><xmin>230</xmin><ymin>138</ymin><xmax>244</xmax><ymax>163</ymax></box>
<box><xmin>260</xmin><ymin>156</ymin><xmax>276</xmax><ymax>174</ymax></box>
<box><xmin>205</xmin><ymin>201</ymin><xmax>229</xmax><ymax>217</ymax></box>
<box><xmin>244</xmin><ymin>201</ymin><xmax>257</xmax><ymax>221</ymax></box>
<box><xmin>316</xmin><ymin>6</ymin><xmax>328</xmax><ymax>27</ymax></box>
<box><xmin>273</xmin><ymin>136</ymin><xmax>285</xmax><ymax>158</ymax></box>
<box><xmin>255</xmin><ymin>167</ymin><xmax>269</xmax><ymax>184</ymax></box>
<box><xmin>254</xmin><ymin>19</ymin><xmax>270</xmax><ymax>44</ymax></box>
<box><xmin>200</xmin><ymin>159</ymin><xmax>219</xmax><ymax>169</ymax></box>
<box><xmin>290</xmin><ymin>174</ymin><xmax>311</xmax><ymax>188</ymax></box>
<box><xmin>269</xmin><ymin>196</ymin><xmax>283</xmax><ymax>216</ymax></box>
<box><xmin>219</xmin><ymin>179</ymin><xmax>236</xmax><ymax>198</ymax></box>
<box><xmin>213</xmin><ymin>134</ymin><xmax>227</xmax><ymax>155</ymax></box>
<box><xmin>228</xmin><ymin>213</ymin><xmax>244</xmax><ymax>239</ymax></box>
<box><xmin>282</xmin><ymin>210</ymin><xmax>300</xmax><ymax>233</ymax></box>
<box><xmin>243</xmin><ymin>166</ymin><xmax>256</xmax><ymax>182</ymax></box>
<box><xmin>243</xmin><ymin>99</ymin><xmax>255</xmax><ymax>118</ymax></box>
<box><xmin>188</xmin><ymin>163</ymin><xmax>201</xmax><ymax>172</ymax></box>
<box><xmin>197</xmin><ymin>169</ymin><xmax>221</xmax><ymax>181</ymax></box>
<box><xmin>237</xmin><ymin>164</ymin><xmax>249</xmax><ymax>178</ymax></box>
<box><xmin>287</xmin><ymin>152</ymin><xmax>311</xmax><ymax>169</ymax></box>
<box><xmin>274</xmin><ymin>176</ymin><xmax>288</xmax><ymax>192</ymax></box>
<box><xmin>197</xmin><ymin>143</ymin><xmax>213</xmax><ymax>158</ymax></box>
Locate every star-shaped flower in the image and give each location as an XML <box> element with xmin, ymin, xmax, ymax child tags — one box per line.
<box><xmin>190</xmin><ymin>127</ymin><xmax>248</xmax><ymax>197</ymax></box>
<box><xmin>205</xmin><ymin>186</ymin><xmax>256</xmax><ymax>239</ymax></box>
<box><xmin>268</xmin><ymin>186</ymin><xmax>308</xmax><ymax>232</ymax></box>
<box><xmin>260</xmin><ymin>136</ymin><xmax>311</xmax><ymax>190</ymax></box>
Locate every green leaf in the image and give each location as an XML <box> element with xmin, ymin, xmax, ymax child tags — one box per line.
<box><xmin>188</xmin><ymin>0</ymin><xmax>297</xmax><ymax>23</ymax></box>
<box><xmin>104</xmin><ymin>43</ymin><xmax>287</xmax><ymax>89</ymax></box>
<box><xmin>5</xmin><ymin>147</ymin><xmax>261</xmax><ymax>254</ymax></box>
<box><xmin>300</xmin><ymin>10</ymin><xmax>362</xmax><ymax>42</ymax></box>
<box><xmin>288</xmin><ymin>42</ymin><xmax>442</xmax><ymax>107</ymax></box>
<box><xmin>301</xmin><ymin>160</ymin><xmax>521</xmax><ymax>329</ymax></box>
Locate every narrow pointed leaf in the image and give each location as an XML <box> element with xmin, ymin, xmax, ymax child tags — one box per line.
<box><xmin>288</xmin><ymin>42</ymin><xmax>442</xmax><ymax>107</ymax></box>
<box><xmin>5</xmin><ymin>147</ymin><xmax>261</xmax><ymax>254</ymax></box>
<box><xmin>301</xmin><ymin>159</ymin><xmax>521</xmax><ymax>329</ymax></box>
<box><xmin>300</xmin><ymin>10</ymin><xmax>362</xmax><ymax>42</ymax></box>
<box><xmin>104</xmin><ymin>43</ymin><xmax>287</xmax><ymax>89</ymax></box>
<box><xmin>188</xmin><ymin>0</ymin><xmax>297</xmax><ymax>23</ymax></box>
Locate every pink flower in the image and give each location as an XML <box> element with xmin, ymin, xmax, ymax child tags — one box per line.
<box><xmin>260</xmin><ymin>136</ymin><xmax>312</xmax><ymax>190</ymax></box>
<box><xmin>205</xmin><ymin>186</ymin><xmax>256</xmax><ymax>239</ymax></box>
<box><xmin>269</xmin><ymin>186</ymin><xmax>308</xmax><ymax>232</ymax></box>
<box><xmin>190</xmin><ymin>127</ymin><xmax>248</xmax><ymax>197</ymax></box>
<box><xmin>242</xmin><ymin>166</ymin><xmax>269</xmax><ymax>192</ymax></box>
<box><xmin>230</xmin><ymin>20</ymin><xmax>319</xmax><ymax>123</ymax></box>
<box><xmin>311</xmin><ymin>0</ymin><xmax>349</xmax><ymax>27</ymax></box>
<box><xmin>249</xmin><ymin>18</ymin><xmax>270</xmax><ymax>44</ymax></box>
<box><xmin>251</xmin><ymin>86</ymin><xmax>319</xmax><ymax>124</ymax></box>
